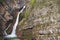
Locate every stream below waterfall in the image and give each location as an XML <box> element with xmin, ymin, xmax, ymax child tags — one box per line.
<box><xmin>4</xmin><ymin>6</ymin><xmax>25</xmax><ymax>38</ymax></box>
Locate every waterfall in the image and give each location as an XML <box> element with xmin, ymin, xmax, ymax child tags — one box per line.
<box><xmin>4</xmin><ymin>6</ymin><xmax>25</xmax><ymax>38</ymax></box>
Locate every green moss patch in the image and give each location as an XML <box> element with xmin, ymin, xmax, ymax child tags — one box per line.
<box><xmin>24</xmin><ymin>10</ymin><xmax>29</xmax><ymax>18</ymax></box>
<box><xmin>4</xmin><ymin>37</ymin><xmax>20</xmax><ymax>40</ymax></box>
<box><xmin>30</xmin><ymin>0</ymin><xmax>36</xmax><ymax>8</ymax></box>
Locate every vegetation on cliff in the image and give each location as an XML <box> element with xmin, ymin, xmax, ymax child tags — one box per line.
<box><xmin>0</xmin><ymin>0</ymin><xmax>60</xmax><ymax>40</ymax></box>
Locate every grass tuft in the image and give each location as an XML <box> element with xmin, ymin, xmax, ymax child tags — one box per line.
<box><xmin>30</xmin><ymin>0</ymin><xmax>36</xmax><ymax>8</ymax></box>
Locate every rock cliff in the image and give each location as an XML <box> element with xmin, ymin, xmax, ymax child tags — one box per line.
<box><xmin>0</xmin><ymin>0</ymin><xmax>60</xmax><ymax>40</ymax></box>
<box><xmin>17</xmin><ymin>0</ymin><xmax>60</xmax><ymax>40</ymax></box>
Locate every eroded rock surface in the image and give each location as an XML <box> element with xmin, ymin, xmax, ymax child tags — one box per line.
<box><xmin>17</xmin><ymin>0</ymin><xmax>60</xmax><ymax>40</ymax></box>
<box><xmin>0</xmin><ymin>0</ymin><xmax>60</xmax><ymax>40</ymax></box>
<box><xmin>0</xmin><ymin>0</ymin><xmax>25</xmax><ymax>40</ymax></box>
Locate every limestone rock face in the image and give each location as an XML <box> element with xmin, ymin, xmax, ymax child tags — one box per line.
<box><xmin>17</xmin><ymin>0</ymin><xmax>60</xmax><ymax>40</ymax></box>
<box><xmin>0</xmin><ymin>0</ymin><xmax>60</xmax><ymax>40</ymax></box>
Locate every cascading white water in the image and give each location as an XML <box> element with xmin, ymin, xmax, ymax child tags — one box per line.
<box><xmin>4</xmin><ymin>6</ymin><xmax>25</xmax><ymax>38</ymax></box>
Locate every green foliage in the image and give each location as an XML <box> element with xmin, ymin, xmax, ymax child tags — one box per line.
<box><xmin>24</xmin><ymin>0</ymin><xmax>36</xmax><ymax>18</ymax></box>
<box><xmin>24</xmin><ymin>10</ymin><xmax>29</xmax><ymax>18</ymax></box>
<box><xmin>5</xmin><ymin>37</ymin><xmax>20</xmax><ymax>40</ymax></box>
<box><xmin>0</xmin><ymin>0</ymin><xmax>4</xmax><ymax>3</ymax></box>
<box><xmin>30</xmin><ymin>0</ymin><xmax>36</xmax><ymax>8</ymax></box>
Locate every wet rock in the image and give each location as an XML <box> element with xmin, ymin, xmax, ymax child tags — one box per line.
<box><xmin>0</xmin><ymin>0</ymin><xmax>25</xmax><ymax>39</ymax></box>
<box><xmin>4</xmin><ymin>11</ymin><xmax>13</xmax><ymax>21</ymax></box>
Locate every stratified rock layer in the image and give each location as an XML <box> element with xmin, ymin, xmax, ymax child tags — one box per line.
<box><xmin>0</xmin><ymin>0</ymin><xmax>25</xmax><ymax>40</ymax></box>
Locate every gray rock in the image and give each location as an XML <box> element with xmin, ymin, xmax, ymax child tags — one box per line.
<box><xmin>48</xmin><ymin>36</ymin><xmax>57</xmax><ymax>40</ymax></box>
<box><xmin>22</xmin><ymin>23</ymin><xmax>34</xmax><ymax>30</ymax></box>
<box><xmin>39</xmin><ymin>30</ymin><xmax>50</xmax><ymax>35</ymax></box>
<box><xmin>5</xmin><ymin>0</ymin><xmax>25</xmax><ymax>9</ymax></box>
<box><xmin>58</xmin><ymin>36</ymin><xmax>60</xmax><ymax>40</ymax></box>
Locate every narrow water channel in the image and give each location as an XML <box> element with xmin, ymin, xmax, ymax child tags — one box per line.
<box><xmin>4</xmin><ymin>6</ymin><xmax>25</xmax><ymax>38</ymax></box>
